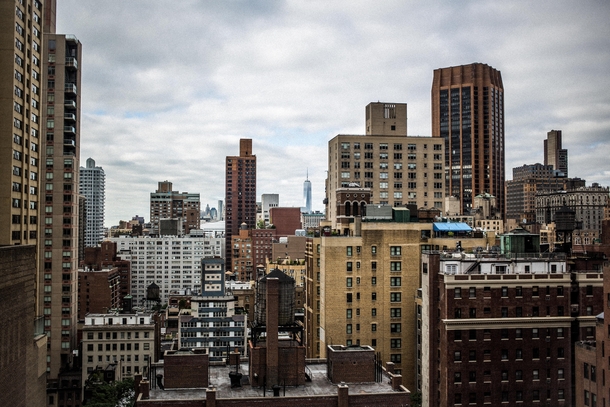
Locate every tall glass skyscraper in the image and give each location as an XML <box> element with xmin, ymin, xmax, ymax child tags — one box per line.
<box><xmin>303</xmin><ymin>170</ymin><xmax>312</xmax><ymax>213</ymax></box>
<box><xmin>432</xmin><ymin>63</ymin><xmax>505</xmax><ymax>217</ymax></box>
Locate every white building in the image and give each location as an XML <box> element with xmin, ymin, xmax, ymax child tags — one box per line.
<box><xmin>111</xmin><ymin>234</ymin><xmax>225</xmax><ymax>304</ymax></box>
<box><xmin>258</xmin><ymin>193</ymin><xmax>279</xmax><ymax>225</ymax></box>
<box><xmin>81</xmin><ymin>312</ymin><xmax>155</xmax><ymax>389</ymax></box>
<box><xmin>79</xmin><ymin>158</ymin><xmax>105</xmax><ymax>247</ymax></box>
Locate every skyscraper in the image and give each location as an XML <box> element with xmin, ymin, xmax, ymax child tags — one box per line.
<box><xmin>79</xmin><ymin>157</ymin><xmax>105</xmax><ymax>246</ymax></box>
<box><xmin>303</xmin><ymin>170</ymin><xmax>312</xmax><ymax>213</ymax></box>
<box><xmin>544</xmin><ymin>129</ymin><xmax>568</xmax><ymax>177</ymax></box>
<box><xmin>1</xmin><ymin>0</ymin><xmax>44</xmax><ymax>246</ymax></box>
<box><xmin>40</xmin><ymin>8</ymin><xmax>83</xmax><ymax>378</ymax></box>
<box><xmin>225</xmin><ymin>139</ymin><xmax>256</xmax><ymax>271</ymax></box>
<box><xmin>432</xmin><ymin>63</ymin><xmax>505</xmax><ymax>216</ymax></box>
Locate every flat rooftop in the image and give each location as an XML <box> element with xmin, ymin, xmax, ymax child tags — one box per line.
<box><xmin>147</xmin><ymin>361</ymin><xmax>399</xmax><ymax>401</ymax></box>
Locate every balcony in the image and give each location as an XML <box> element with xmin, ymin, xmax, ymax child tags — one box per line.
<box><xmin>65</xmin><ymin>57</ymin><xmax>78</xmax><ymax>69</ymax></box>
<box><xmin>64</xmin><ymin>100</ymin><xmax>76</xmax><ymax>109</ymax></box>
<box><xmin>64</xmin><ymin>139</ymin><xmax>75</xmax><ymax>147</ymax></box>
<box><xmin>64</xmin><ymin>113</ymin><xmax>76</xmax><ymax>121</ymax></box>
<box><xmin>64</xmin><ymin>83</ymin><xmax>77</xmax><ymax>94</ymax></box>
<box><xmin>64</xmin><ymin>126</ymin><xmax>76</xmax><ymax>134</ymax></box>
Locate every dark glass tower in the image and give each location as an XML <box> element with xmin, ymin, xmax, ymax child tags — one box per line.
<box><xmin>432</xmin><ymin>63</ymin><xmax>504</xmax><ymax>217</ymax></box>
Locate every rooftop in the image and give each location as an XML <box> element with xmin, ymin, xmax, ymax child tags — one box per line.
<box><xmin>147</xmin><ymin>361</ymin><xmax>400</xmax><ymax>401</ymax></box>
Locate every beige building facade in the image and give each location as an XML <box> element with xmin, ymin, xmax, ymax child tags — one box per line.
<box><xmin>326</xmin><ymin>102</ymin><xmax>445</xmax><ymax>230</ymax></box>
<box><xmin>316</xmin><ymin>218</ymin><xmax>492</xmax><ymax>392</ymax></box>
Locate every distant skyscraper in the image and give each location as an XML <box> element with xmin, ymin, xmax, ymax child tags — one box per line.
<box><xmin>225</xmin><ymin>139</ymin><xmax>257</xmax><ymax>271</ymax></box>
<box><xmin>80</xmin><ymin>158</ymin><xmax>106</xmax><ymax>247</ymax></box>
<box><xmin>432</xmin><ymin>63</ymin><xmax>505</xmax><ymax>216</ymax></box>
<box><xmin>218</xmin><ymin>200</ymin><xmax>223</xmax><ymax>221</ymax></box>
<box><xmin>544</xmin><ymin>129</ymin><xmax>568</xmax><ymax>177</ymax></box>
<box><xmin>303</xmin><ymin>170</ymin><xmax>312</xmax><ymax>213</ymax></box>
<box><xmin>149</xmin><ymin>181</ymin><xmax>200</xmax><ymax>235</ymax></box>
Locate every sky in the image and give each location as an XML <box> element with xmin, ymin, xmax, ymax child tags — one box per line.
<box><xmin>56</xmin><ymin>1</ymin><xmax>610</xmax><ymax>227</ymax></box>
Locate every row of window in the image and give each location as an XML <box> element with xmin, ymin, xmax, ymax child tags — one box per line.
<box><xmin>453</xmin><ymin>388</ymin><xmax>564</xmax><ymax>404</ymax></box>
<box><xmin>454</xmin><ymin>367</ymin><xmax>565</xmax><ymax>383</ymax></box>
<box><xmin>454</xmin><ymin>285</ymin><xmax>565</xmax><ymax>298</ymax></box>
<box><xmin>454</xmin><ymin>327</ymin><xmax>565</xmax><ymax>341</ymax></box>
<box><xmin>454</xmin><ymin>346</ymin><xmax>565</xmax><ymax>362</ymax></box>
<box><xmin>454</xmin><ymin>305</ymin><xmax>569</xmax><ymax>318</ymax></box>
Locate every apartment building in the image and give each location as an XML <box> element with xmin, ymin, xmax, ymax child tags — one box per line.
<box><xmin>225</xmin><ymin>139</ymin><xmax>256</xmax><ymax>271</ymax></box>
<box><xmin>40</xmin><ymin>30</ymin><xmax>82</xmax><ymax>378</ymax></box>
<box><xmin>81</xmin><ymin>313</ymin><xmax>156</xmax><ymax>387</ymax></box>
<box><xmin>178</xmin><ymin>258</ymin><xmax>247</xmax><ymax>360</ymax></box>
<box><xmin>112</xmin><ymin>234</ymin><xmax>224</xmax><ymax>303</ymax></box>
<box><xmin>419</xmin><ymin>229</ymin><xmax>604</xmax><ymax>407</ymax></box>
<box><xmin>79</xmin><ymin>157</ymin><xmax>105</xmax><ymax>246</ymax></box>
<box><xmin>149</xmin><ymin>180</ymin><xmax>200</xmax><ymax>236</ymax></box>
<box><xmin>315</xmin><ymin>212</ymin><xmax>492</xmax><ymax>392</ymax></box>
<box><xmin>326</xmin><ymin>102</ymin><xmax>445</xmax><ymax>230</ymax></box>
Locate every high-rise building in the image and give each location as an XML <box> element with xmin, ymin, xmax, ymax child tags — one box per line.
<box><xmin>303</xmin><ymin>171</ymin><xmax>312</xmax><ymax>213</ymax></box>
<box><xmin>545</xmin><ymin>129</ymin><xmax>568</xmax><ymax>177</ymax></box>
<box><xmin>40</xmin><ymin>24</ymin><xmax>83</xmax><ymax>378</ymax></box>
<box><xmin>432</xmin><ymin>63</ymin><xmax>505</xmax><ymax>216</ymax></box>
<box><xmin>225</xmin><ymin>139</ymin><xmax>256</xmax><ymax>271</ymax></box>
<box><xmin>1</xmin><ymin>0</ymin><xmax>44</xmax><ymax>246</ymax></box>
<box><xmin>149</xmin><ymin>180</ymin><xmax>200</xmax><ymax>235</ymax></box>
<box><xmin>79</xmin><ymin>157</ymin><xmax>105</xmax><ymax>246</ymax></box>
<box><xmin>326</xmin><ymin>102</ymin><xmax>445</xmax><ymax>230</ymax></box>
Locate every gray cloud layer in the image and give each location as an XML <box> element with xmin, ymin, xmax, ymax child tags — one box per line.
<box><xmin>56</xmin><ymin>1</ymin><xmax>610</xmax><ymax>226</ymax></box>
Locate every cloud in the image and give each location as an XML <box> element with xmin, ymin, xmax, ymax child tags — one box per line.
<box><xmin>57</xmin><ymin>0</ymin><xmax>610</xmax><ymax>225</ymax></box>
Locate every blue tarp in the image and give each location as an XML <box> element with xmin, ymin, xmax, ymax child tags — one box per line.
<box><xmin>433</xmin><ymin>222</ymin><xmax>472</xmax><ymax>232</ymax></box>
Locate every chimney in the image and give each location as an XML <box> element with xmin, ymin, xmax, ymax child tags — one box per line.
<box><xmin>266</xmin><ymin>278</ymin><xmax>279</xmax><ymax>387</ymax></box>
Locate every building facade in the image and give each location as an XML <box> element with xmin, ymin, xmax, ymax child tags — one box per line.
<box><xmin>149</xmin><ymin>180</ymin><xmax>200</xmax><ymax>236</ymax></box>
<box><xmin>536</xmin><ymin>183</ymin><xmax>609</xmax><ymax>238</ymax></box>
<box><xmin>225</xmin><ymin>139</ymin><xmax>256</xmax><ymax>271</ymax></box>
<box><xmin>432</xmin><ymin>63</ymin><xmax>505</xmax><ymax>216</ymax></box>
<box><xmin>178</xmin><ymin>258</ymin><xmax>247</xmax><ymax>360</ymax></box>
<box><xmin>0</xmin><ymin>0</ymin><xmax>43</xmax><ymax>246</ymax></box>
<box><xmin>79</xmin><ymin>157</ymin><xmax>105</xmax><ymax>247</ymax></box>
<box><xmin>326</xmin><ymin>102</ymin><xmax>444</xmax><ymax>230</ymax></box>
<box><xmin>81</xmin><ymin>313</ymin><xmax>156</xmax><ymax>386</ymax></box>
<box><xmin>40</xmin><ymin>30</ymin><xmax>83</xmax><ymax>378</ymax></box>
<box><xmin>316</xmin><ymin>215</ymin><xmax>491</xmax><ymax>392</ymax></box>
<box><xmin>506</xmin><ymin>163</ymin><xmax>567</xmax><ymax>223</ymax></box>
<box><xmin>112</xmin><ymin>234</ymin><xmax>224</xmax><ymax>303</ymax></box>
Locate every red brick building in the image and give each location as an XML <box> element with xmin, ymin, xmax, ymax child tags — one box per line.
<box><xmin>269</xmin><ymin>207</ymin><xmax>302</xmax><ymax>236</ymax></box>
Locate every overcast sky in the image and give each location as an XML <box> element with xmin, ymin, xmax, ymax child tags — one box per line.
<box><xmin>56</xmin><ymin>1</ymin><xmax>610</xmax><ymax>227</ymax></box>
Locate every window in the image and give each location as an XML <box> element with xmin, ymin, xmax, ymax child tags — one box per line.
<box><xmin>390</xmin><ymin>277</ymin><xmax>401</xmax><ymax>286</ymax></box>
<box><xmin>346</xmin><ymin>278</ymin><xmax>352</xmax><ymax>287</ymax></box>
<box><xmin>454</xmin><ymin>372</ymin><xmax>461</xmax><ymax>383</ymax></box>
<box><xmin>390</xmin><ymin>246</ymin><xmax>401</xmax><ymax>256</ymax></box>
<box><xmin>454</xmin><ymin>287</ymin><xmax>461</xmax><ymax>298</ymax></box>
<box><xmin>501</xmin><ymin>286</ymin><xmax>508</xmax><ymax>297</ymax></box>
<box><xmin>469</xmin><ymin>308</ymin><xmax>476</xmax><ymax>318</ymax></box>
<box><xmin>533</xmin><ymin>369</ymin><xmax>539</xmax><ymax>380</ymax></box>
<box><xmin>454</xmin><ymin>351</ymin><xmax>461</xmax><ymax>361</ymax></box>
<box><xmin>346</xmin><ymin>324</ymin><xmax>352</xmax><ymax>334</ymax></box>
<box><xmin>390</xmin><ymin>308</ymin><xmax>401</xmax><ymax>318</ymax></box>
<box><xmin>516</xmin><ymin>370</ymin><xmax>523</xmax><ymax>380</ymax></box>
<box><xmin>371</xmin><ymin>323</ymin><xmax>376</xmax><ymax>331</ymax></box>
<box><xmin>390</xmin><ymin>339</ymin><xmax>401</xmax><ymax>348</ymax></box>
<box><xmin>390</xmin><ymin>262</ymin><xmax>401</xmax><ymax>271</ymax></box>
<box><xmin>469</xmin><ymin>287</ymin><xmax>476</xmax><ymax>298</ymax></box>
<box><xmin>391</xmin><ymin>323</ymin><xmax>401</xmax><ymax>333</ymax></box>
<box><xmin>346</xmin><ymin>246</ymin><xmax>352</xmax><ymax>256</ymax></box>
<box><xmin>390</xmin><ymin>293</ymin><xmax>401</xmax><ymax>302</ymax></box>
<box><xmin>501</xmin><ymin>349</ymin><xmax>508</xmax><ymax>360</ymax></box>
<box><xmin>454</xmin><ymin>330</ymin><xmax>462</xmax><ymax>341</ymax></box>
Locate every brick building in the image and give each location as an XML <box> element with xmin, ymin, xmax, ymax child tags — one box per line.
<box><xmin>419</xmin><ymin>229</ymin><xmax>604</xmax><ymax>407</ymax></box>
<box><xmin>269</xmin><ymin>206</ymin><xmax>302</xmax><ymax>236</ymax></box>
<box><xmin>149</xmin><ymin>181</ymin><xmax>200</xmax><ymax>236</ymax></box>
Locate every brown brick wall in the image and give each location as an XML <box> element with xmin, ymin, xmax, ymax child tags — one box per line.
<box><xmin>164</xmin><ymin>352</ymin><xmax>209</xmax><ymax>389</ymax></box>
<box><xmin>327</xmin><ymin>347</ymin><xmax>375</xmax><ymax>383</ymax></box>
<box><xmin>0</xmin><ymin>245</ymin><xmax>46</xmax><ymax>407</ymax></box>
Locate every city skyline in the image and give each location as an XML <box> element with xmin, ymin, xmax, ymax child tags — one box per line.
<box><xmin>55</xmin><ymin>1</ymin><xmax>610</xmax><ymax>227</ymax></box>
